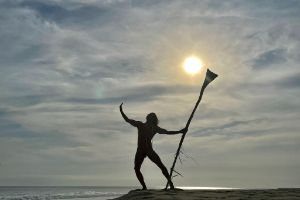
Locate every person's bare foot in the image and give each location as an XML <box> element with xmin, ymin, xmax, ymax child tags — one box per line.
<box><xmin>162</xmin><ymin>187</ymin><xmax>183</xmax><ymax>191</ymax></box>
<box><xmin>132</xmin><ymin>187</ymin><xmax>147</xmax><ymax>191</ymax></box>
<box><xmin>170</xmin><ymin>187</ymin><xmax>184</xmax><ymax>191</ymax></box>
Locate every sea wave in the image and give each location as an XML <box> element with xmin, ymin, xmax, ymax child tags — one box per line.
<box><xmin>0</xmin><ymin>191</ymin><xmax>123</xmax><ymax>200</ymax></box>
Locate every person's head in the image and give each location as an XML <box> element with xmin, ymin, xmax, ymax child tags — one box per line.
<box><xmin>146</xmin><ymin>112</ymin><xmax>159</xmax><ymax>126</ymax></box>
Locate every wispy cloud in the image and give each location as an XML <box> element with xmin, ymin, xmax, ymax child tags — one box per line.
<box><xmin>0</xmin><ymin>0</ymin><xmax>299</xmax><ymax>187</ymax></box>
<box><xmin>251</xmin><ymin>48</ymin><xmax>287</xmax><ymax>69</ymax></box>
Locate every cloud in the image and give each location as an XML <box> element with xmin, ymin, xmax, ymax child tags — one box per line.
<box><xmin>19</xmin><ymin>1</ymin><xmax>114</xmax><ymax>27</ymax></box>
<box><xmin>190</xmin><ymin>118</ymin><xmax>269</xmax><ymax>137</ymax></box>
<box><xmin>275</xmin><ymin>73</ymin><xmax>300</xmax><ymax>89</ymax></box>
<box><xmin>0</xmin><ymin>0</ymin><xmax>299</xmax><ymax>187</ymax></box>
<box><xmin>251</xmin><ymin>48</ymin><xmax>287</xmax><ymax>69</ymax></box>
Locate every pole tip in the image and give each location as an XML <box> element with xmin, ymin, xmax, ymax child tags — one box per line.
<box><xmin>205</xmin><ymin>69</ymin><xmax>218</xmax><ymax>85</ymax></box>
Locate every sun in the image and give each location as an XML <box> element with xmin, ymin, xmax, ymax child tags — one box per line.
<box><xmin>183</xmin><ymin>56</ymin><xmax>203</xmax><ymax>75</ymax></box>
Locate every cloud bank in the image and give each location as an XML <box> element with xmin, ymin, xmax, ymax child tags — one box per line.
<box><xmin>0</xmin><ymin>0</ymin><xmax>299</xmax><ymax>188</ymax></box>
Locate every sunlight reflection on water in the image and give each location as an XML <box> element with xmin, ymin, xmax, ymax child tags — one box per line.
<box><xmin>178</xmin><ymin>186</ymin><xmax>240</xmax><ymax>190</ymax></box>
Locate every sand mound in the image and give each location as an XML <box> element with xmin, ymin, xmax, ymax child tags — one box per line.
<box><xmin>111</xmin><ymin>188</ymin><xmax>300</xmax><ymax>200</ymax></box>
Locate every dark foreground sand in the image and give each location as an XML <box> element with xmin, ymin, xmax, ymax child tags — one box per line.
<box><xmin>111</xmin><ymin>188</ymin><xmax>300</xmax><ymax>200</ymax></box>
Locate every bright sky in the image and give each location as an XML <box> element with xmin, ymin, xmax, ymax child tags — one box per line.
<box><xmin>0</xmin><ymin>0</ymin><xmax>300</xmax><ymax>188</ymax></box>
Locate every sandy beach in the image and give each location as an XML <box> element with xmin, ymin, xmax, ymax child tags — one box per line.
<box><xmin>111</xmin><ymin>188</ymin><xmax>300</xmax><ymax>200</ymax></box>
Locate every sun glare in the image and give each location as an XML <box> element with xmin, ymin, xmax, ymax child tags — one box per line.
<box><xmin>183</xmin><ymin>56</ymin><xmax>203</xmax><ymax>75</ymax></box>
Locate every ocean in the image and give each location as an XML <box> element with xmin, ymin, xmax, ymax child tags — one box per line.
<box><xmin>0</xmin><ymin>186</ymin><xmax>243</xmax><ymax>200</ymax></box>
<box><xmin>0</xmin><ymin>186</ymin><xmax>134</xmax><ymax>200</ymax></box>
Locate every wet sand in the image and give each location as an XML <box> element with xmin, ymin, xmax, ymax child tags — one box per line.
<box><xmin>111</xmin><ymin>188</ymin><xmax>300</xmax><ymax>200</ymax></box>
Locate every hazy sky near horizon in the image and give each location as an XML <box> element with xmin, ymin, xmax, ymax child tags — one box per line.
<box><xmin>0</xmin><ymin>0</ymin><xmax>300</xmax><ymax>188</ymax></box>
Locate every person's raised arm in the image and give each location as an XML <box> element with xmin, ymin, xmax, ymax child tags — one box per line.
<box><xmin>119</xmin><ymin>103</ymin><xmax>139</xmax><ymax>127</ymax></box>
<box><xmin>156</xmin><ymin>126</ymin><xmax>188</xmax><ymax>135</ymax></box>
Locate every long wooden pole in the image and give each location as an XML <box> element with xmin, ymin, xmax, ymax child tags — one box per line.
<box><xmin>165</xmin><ymin>69</ymin><xmax>217</xmax><ymax>189</ymax></box>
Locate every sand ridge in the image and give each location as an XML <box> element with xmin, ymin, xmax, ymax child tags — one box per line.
<box><xmin>111</xmin><ymin>188</ymin><xmax>300</xmax><ymax>200</ymax></box>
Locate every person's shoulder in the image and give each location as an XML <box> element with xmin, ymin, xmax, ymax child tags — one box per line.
<box><xmin>135</xmin><ymin>121</ymin><xmax>143</xmax><ymax>127</ymax></box>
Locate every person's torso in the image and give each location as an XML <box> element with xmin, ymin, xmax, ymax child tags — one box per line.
<box><xmin>137</xmin><ymin>122</ymin><xmax>156</xmax><ymax>151</ymax></box>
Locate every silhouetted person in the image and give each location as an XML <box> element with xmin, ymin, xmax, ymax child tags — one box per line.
<box><xmin>119</xmin><ymin>103</ymin><xmax>187</xmax><ymax>190</ymax></box>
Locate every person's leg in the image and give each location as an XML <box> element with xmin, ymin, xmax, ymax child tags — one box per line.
<box><xmin>134</xmin><ymin>150</ymin><xmax>147</xmax><ymax>190</ymax></box>
<box><xmin>147</xmin><ymin>150</ymin><xmax>175</xmax><ymax>189</ymax></box>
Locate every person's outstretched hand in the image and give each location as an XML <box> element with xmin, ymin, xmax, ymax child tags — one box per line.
<box><xmin>180</xmin><ymin>127</ymin><xmax>188</xmax><ymax>134</ymax></box>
